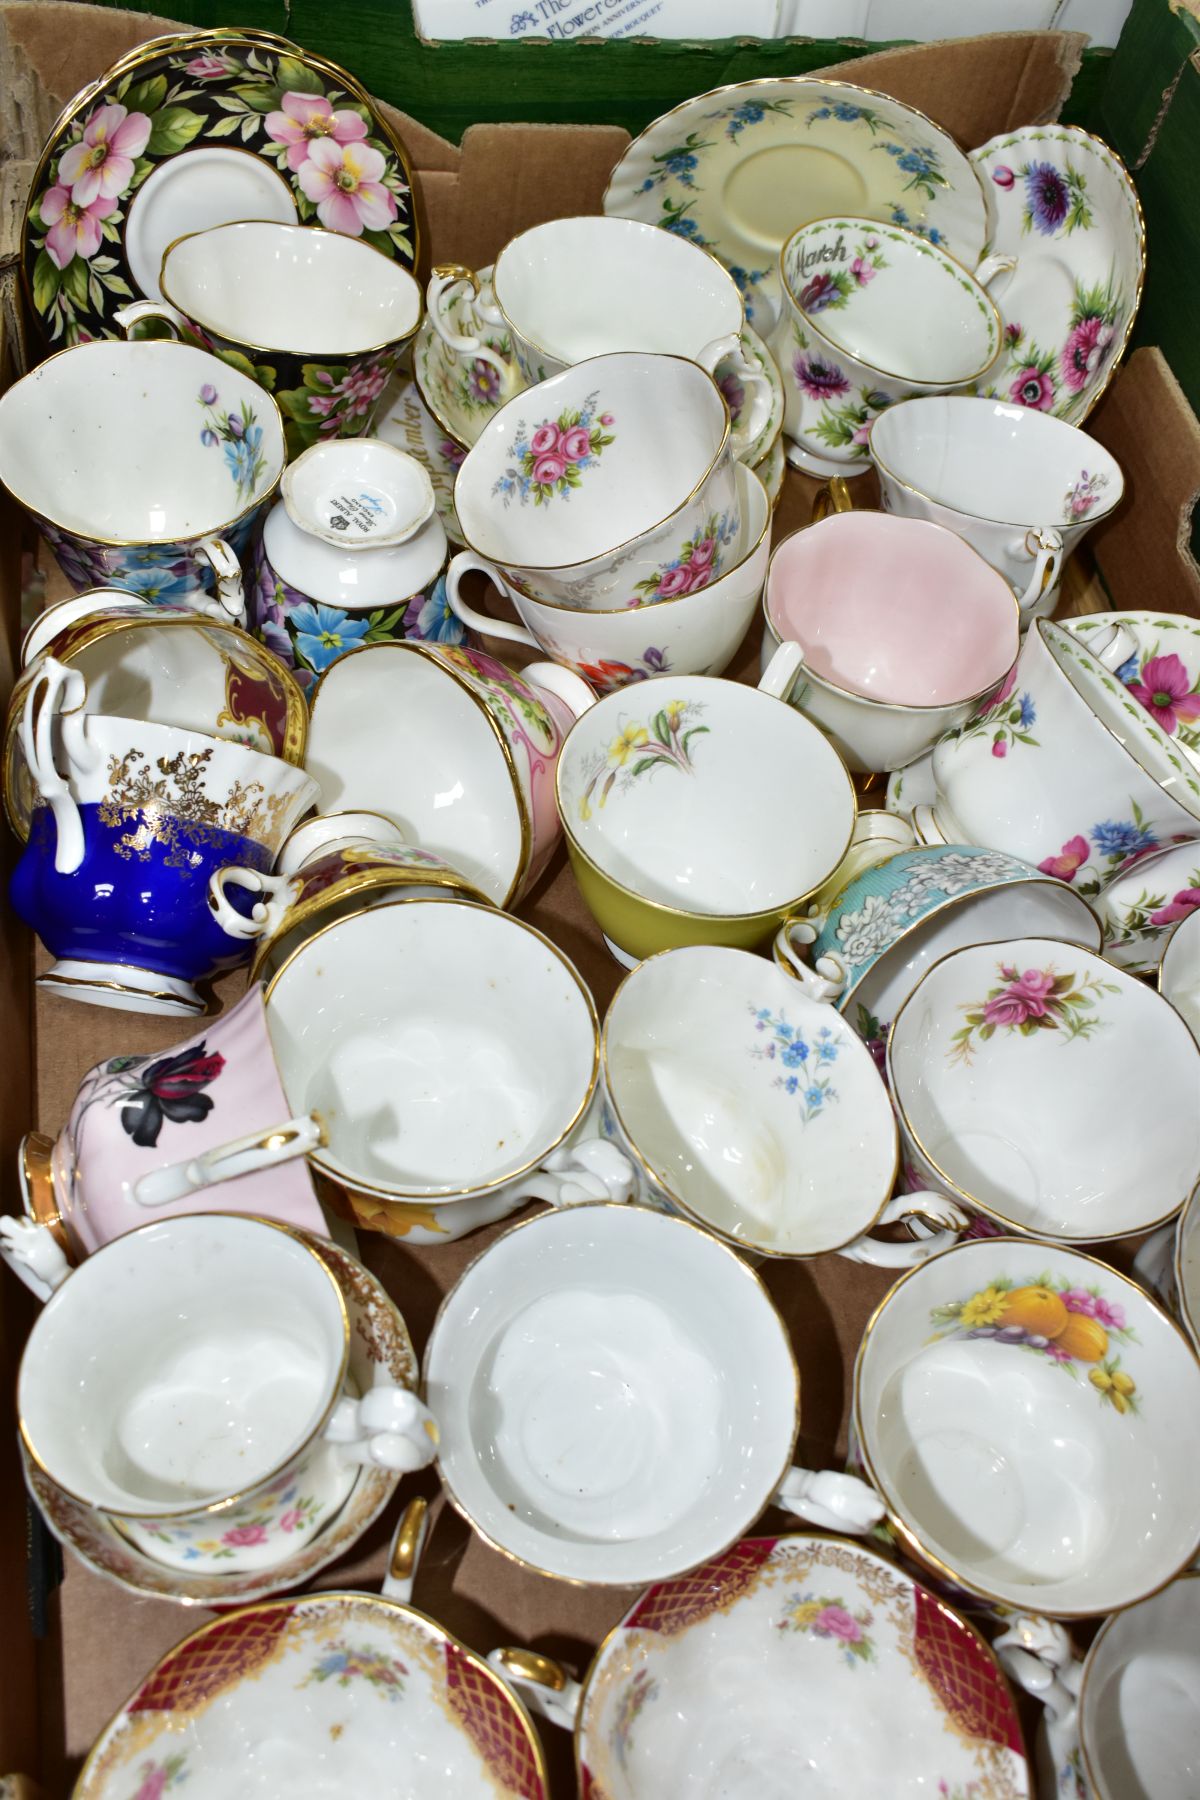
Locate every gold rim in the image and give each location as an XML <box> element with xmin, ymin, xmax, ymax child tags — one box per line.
<box><xmin>306</xmin><ymin>638</ymin><xmax>535</xmax><ymax>908</ymax></box>
<box><xmin>19</xmin><ymin>1214</ymin><xmax>352</xmax><ymax>1520</ymax></box>
<box><xmin>20</xmin><ymin>1134</ymin><xmax>69</xmax><ymax>1254</ymax></box>
<box><xmin>567</xmin><ymin>1530</ymin><xmax>1029</xmax><ymax>1788</ymax></box>
<box><xmin>1076</xmin><ymin>1567</ymin><xmax>1200</xmax><ymax>1798</ymax></box>
<box><xmin>262</xmin><ymin>894</ymin><xmax>602</xmax><ymax>1204</ymax></box>
<box><xmin>34</xmin><ymin>968</ymin><xmax>205</xmax><ymax>1011</ymax></box>
<box><xmin>868</xmin><ymin>394</ymin><xmax>1125</xmax><ymax>529</ymax></box>
<box><xmin>779</xmin><ymin>215</ymin><xmax>1004</xmax><ymax>388</ymax></box>
<box><xmin>555</xmin><ymin>679</ymin><xmax>858</xmax><ymax>927</ymax></box>
<box><xmin>247</xmin><ymin>859</ymin><xmax>491</xmax><ymax>980</ymax></box>
<box><xmin>423</xmin><ymin>1200</ymin><xmax>802</xmax><ymax>1586</ymax></box>
<box><xmin>74</xmin><ymin>1588</ymin><xmax>549</xmax><ymax>1798</ymax></box>
<box><xmin>852</xmin><ymin>1235</ymin><xmax>1200</xmax><ymax>1616</ymax></box>
<box><xmin>600</xmin><ymin>944</ymin><xmax>900</xmax><ymax>1258</ymax></box>
<box><xmin>0</xmin><ymin>337</ymin><xmax>285</xmax><ymax>545</ymax></box>
<box><xmin>20</xmin><ymin>25</ymin><xmax>419</xmax><ymax>342</ymax></box>
<box><xmin>456</xmin><ymin>351</ymin><xmax>732</xmax><ymax>574</ymax></box>
<box><xmin>763</xmin><ymin>515</ymin><xmax>1020</xmax><ymax>716</ymax></box>
<box><xmin>159</xmin><ymin>219</ymin><xmax>423</xmax><ymax>361</ymax></box>
<box><xmin>969</xmin><ymin>123</ymin><xmax>1146</xmax><ymax>429</ymax></box>
<box><xmin>886</xmin><ymin>931</ymin><xmax>1200</xmax><ymax>1242</ymax></box>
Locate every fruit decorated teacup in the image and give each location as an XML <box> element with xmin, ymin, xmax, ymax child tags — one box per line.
<box><xmin>0</xmin><ymin>340</ymin><xmax>285</xmax><ymax>621</ymax></box>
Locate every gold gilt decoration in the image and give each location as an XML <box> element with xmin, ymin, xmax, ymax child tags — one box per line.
<box><xmin>912</xmin><ymin>1584</ymin><xmax>1025</xmax><ymax>1755</ymax></box>
<box><xmin>132</xmin><ymin>1606</ymin><xmax>296</xmax><ymax>1714</ymax></box>
<box><xmin>98</xmin><ymin>747</ymin><xmax>294</xmax><ymax>863</ymax></box>
<box><xmin>626</xmin><ymin>1537</ymin><xmax>777</xmax><ymax>1637</ymax></box>
<box><xmin>444</xmin><ymin>1638</ymin><xmax>548</xmax><ymax>1799</ymax></box>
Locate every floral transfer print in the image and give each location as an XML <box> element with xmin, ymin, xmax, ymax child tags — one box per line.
<box><xmin>750</xmin><ymin>1006</ymin><xmax>840</xmax><ymax>1122</ymax></box>
<box><xmin>1119</xmin><ymin>649</ymin><xmax>1200</xmax><ymax>743</ymax></box>
<box><xmin>993</xmin><ymin>159</ymin><xmax>1094</xmax><ymax>236</ymax></box>
<box><xmin>613</xmin><ymin>1669</ymin><xmax>658</xmax><ymax>1769</ymax></box>
<box><xmin>577</xmin><ymin>699</ymin><xmax>707</xmax><ymax>819</ymax></box>
<box><xmin>492</xmin><ymin>393</ymin><xmax>614</xmax><ymax>506</ymax></box>
<box><xmin>303</xmin><ymin>1641</ymin><xmax>408</xmax><ymax>1698</ymax></box>
<box><xmin>947</xmin><ymin>961</ymin><xmax>1117</xmax><ymax>1066</ymax></box>
<box><xmin>947</xmin><ymin>666</ymin><xmax>1036</xmax><ymax>758</ymax></box>
<box><xmin>634</xmin><ymin>130</ymin><xmax>715</xmax><ymax>193</ymax></box>
<box><xmin>629</xmin><ymin>509</ymin><xmax>737</xmax><ymax>605</ymax></box>
<box><xmin>929</xmin><ymin>1272</ymin><xmax>1140</xmax><ymax>1413</ymax></box>
<box><xmin>855</xmin><ymin>1004</ymin><xmax>888</xmax><ymax>1076</ymax></box>
<box><xmin>25</xmin><ymin>43</ymin><xmax>414</xmax><ymax>345</ymax></box>
<box><xmin>137</xmin><ymin>1468</ymin><xmax>325</xmax><ymax>1561</ymax></box>
<box><xmin>822</xmin><ymin>850</ymin><xmax>1028</xmax><ymax>974</ymax></box>
<box><xmin>708</xmin><ymin>97</ymin><xmax>795</xmax><ymax>142</ymax></box>
<box><xmin>796</xmin><ymin>234</ymin><xmax>888</xmax><ymax>313</ymax></box>
<box><xmin>790</xmin><ymin>322</ymin><xmax>891</xmax><ymax>453</ymax></box>
<box><xmin>1037</xmin><ymin>803</ymin><xmax>1163</xmax><ymax>893</ymax></box>
<box><xmin>1063</xmin><ymin>469</ymin><xmax>1109</xmax><ymax>521</ymax></box>
<box><xmin>128</xmin><ymin>1753</ymin><xmax>189</xmax><ymax>1799</ymax></box>
<box><xmin>777</xmin><ymin>1591</ymin><xmax>875</xmax><ymax>1666</ymax></box>
<box><xmin>198</xmin><ymin>382</ymin><xmax>266</xmax><ymax>505</ymax></box>
<box><xmin>577</xmin><ymin>648</ymin><xmax>670</xmax><ymax>696</ymax></box>
<box><xmin>117</xmin><ymin>1043</ymin><xmax>223</xmax><ymax>1147</ymax></box>
<box><xmin>993</xmin><ymin>277</ymin><xmax>1122</xmax><ymax>418</ymax></box>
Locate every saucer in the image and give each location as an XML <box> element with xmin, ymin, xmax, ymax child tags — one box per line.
<box><xmin>756</xmin><ymin>431</ymin><xmax>786</xmax><ymax>509</ymax></box>
<box><xmin>784</xmin><ymin>435</ymin><xmax>867</xmax><ymax>479</ymax></box>
<box><xmin>75</xmin><ymin>1593</ymin><xmax>548</xmax><ymax>1799</ymax></box>
<box><xmin>970</xmin><ymin>126</ymin><xmax>1144</xmax><ymax>425</ymax></box>
<box><xmin>604</xmin><ymin>78</ymin><xmax>988</xmax><ymax>335</ymax></box>
<box><xmin>1068</xmin><ymin>609</ymin><xmax>1200</xmax><ymax>766</ymax></box>
<box><xmin>375</xmin><ymin>376</ymin><xmax>467</xmax><ymax>547</ymax></box>
<box><xmin>22</xmin><ymin>1236</ymin><xmax>418</xmax><ymax>1605</ymax></box>
<box><xmin>720</xmin><ymin>324</ymin><xmax>785</xmax><ymax>465</ymax></box>
<box><xmin>23</xmin><ymin>27</ymin><xmax>417</xmax><ymax>346</ymax></box>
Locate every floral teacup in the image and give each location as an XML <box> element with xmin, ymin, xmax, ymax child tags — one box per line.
<box><xmin>249</xmin><ymin>438</ymin><xmax>457</xmax><ymax>693</ymax></box>
<box><xmin>494</xmin><ymin>1532</ymin><xmax>1030</xmax><ymax>1799</ymax></box>
<box><xmin>1067</xmin><ymin>608</ymin><xmax>1200</xmax><ymax>763</ymax></box>
<box><xmin>17</xmin><ymin>1214</ymin><xmax>437</xmax><ymax>1574</ymax></box>
<box><xmin>118</xmin><ymin>220</ymin><xmax>422</xmax><ymax>459</ymax></box>
<box><xmin>1092</xmin><ymin>836</ymin><xmax>1200</xmax><ymax>973</ymax></box>
<box><xmin>889</xmin><ymin>935</ymin><xmax>1200</xmax><ymax>1243</ymax></box>
<box><xmin>0</xmin><ymin>340</ymin><xmax>285</xmax><ymax>621</ymax></box>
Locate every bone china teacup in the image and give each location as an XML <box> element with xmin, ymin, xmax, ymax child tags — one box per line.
<box><xmin>452</xmin><ymin>351</ymin><xmax>737</xmax><ymax>611</ymax></box>
<box><xmin>424</xmin><ymin>1201</ymin><xmax>890</xmax><ymax>1587</ymax></box>
<box><xmin>427</xmin><ymin>215</ymin><xmax>773</xmax><ymax>458</ymax></box>
<box><xmin>0</xmin><ymin>340</ymin><xmax>286</xmax><ymax>621</ymax></box>
<box><xmin>869</xmin><ymin>395</ymin><xmax>1125</xmax><ymax>620</ymax></box>
<box><xmin>555</xmin><ymin>642</ymin><xmax>856</xmax><ymax>964</ymax></box>
<box><xmin>17</xmin><ymin>1214</ymin><xmax>437</xmax><ymax>1574</ymax></box>
<box><xmin>764</xmin><ymin>504</ymin><xmax>1019</xmax><ymax>773</ymax></box>
<box><xmin>601</xmin><ymin>945</ymin><xmax>966</xmax><ymax>1264</ymax></box>
<box><xmin>771</xmin><ymin>216</ymin><xmax>1005</xmax><ymax>471</ymax></box>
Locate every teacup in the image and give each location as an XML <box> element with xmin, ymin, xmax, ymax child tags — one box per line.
<box><xmin>1160</xmin><ymin>902</ymin><xmax>1200</xmax><ymax>1047</ymax></box>
<box><xmin>427</xmin><ymin>216</ymin><xmax>773</xmax><ymax>457</ymax></box>
<box><xmin>772</xmin><ymin>216</ymin><xmax>1005</xmax><ymax>472</ymax></box>
<box><xmin>425</xmin><ymin>1201</ymin><xmax>889</xmax><ymax>1587</ymax></box>
<box><xmin>1093</xmin><ymin>836</ymin><xmax>1200</xmax><ymax>973</ymax></box>
<box><xmin>9</xmin><ymin>658</ymin><xmax>319</xmax><ymax>1015</ymax></box>
<box><xmin>853</xmin><ymin>1237</ymin><xmax>1200</xmax><ymax>1617</ymax></box>
<box><xmin>889</xmin><ymin>935</ymin><xmax>1200</xmax><ymax>1243</ymax></box>
<box><xmin>777</xmin><ymin>843</ymin><xmax>1101</xmax><ymax>1062</ymax></box>
<box><xmin>493</xmin><ymin>1533</ymin><xmax>1030</xmax><ymax>1799</ymax></box>
<box><xmin>305</xmin><ymin>640</ymin><xmax>594</xmax><ymax>906</ymax></box>
<box><xmin>446</xmin><ymin>459</ymin><xmax>771</xmax><ymax>694</ymax></box>
<box><xmin>869</xmin><ymin>395</ymin><xmax>1124</xmax><ymax>619</ymax></box>
<box><xmin>263</xmin><ymin>896</ymin><xmax>635</xmax><ymax>1244</ymax></box>
<box><xmin>925</xmin><ymin>619</ymin><xmax>1200</xmax><ymax>891</ymax></box>
<box><xmin>0</xmin><ymin>986</ymin><xmax>326</xmax><ymax>1301</ymax></box>
<box><xmin>250</xmin><ymin>439</ymin><xmax>456</xmax><ymax>693</ymax></box>
<box><xmin>555</xmin><ymin>642</ymin><xmax>857</xmax><ymax>964</ymax></box>
<box><xmin>452</xmin><ymin>351</ymin><xmax>737</xmax><ymax>611</ymax></box>
<box><xmin>17</xmin><ymin>1214</ymin><xmax>437</xmax><ymax>1574</ymax></box>
<box><xmin>117</xmin><ymin>220</ymin><xmax>422</xmax><ymax>457</ymax></box>
<box><xmin>0</xmin><ymin>340</ymin><xmax>286</xmax><ymax>620</ymax></box>
<box><xmin>763</xmin><ymin>505</ymin><xmax>1019</xmax><ymax>772</ymax></box>
<box><xmin>601</xmin><ymin>945</ymin><xmax>966</xmax><ymax>1263</ymax></box>
<box><xmin>1068</xmin><ymin>607</ymin><xmax>1200</xmax><ymax>764</ymax></box>
<box><xmin>997</xmin><ymin>1576</ymin><xmax>1200</xmax><ymax>1800</ymax></box>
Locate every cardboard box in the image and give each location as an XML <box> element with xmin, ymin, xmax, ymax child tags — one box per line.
<box><xmin>1</xmin><ymin>6</ymin><xmax>1198</xmax><ymax>1792</ymax></box>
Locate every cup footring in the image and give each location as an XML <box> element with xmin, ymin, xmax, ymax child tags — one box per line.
<box><xmin>784</xmin><ymin>438</ymin><xmax>868</xmax><ymax>479</ymax></box>
<box><xmin>602</xmin><ymin>934</ymin><xmax>641</xmax><ymax>971</ymax></box>
<box><xmin>38</xmin><ymin>960</ymin><xmax>206</xmax><ymax>1017</ymax></box>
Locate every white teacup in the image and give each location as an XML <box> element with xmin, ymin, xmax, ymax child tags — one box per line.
<box><xmin>869</xmin><ymin>395</ymin><xmax>1125</xmax><ymax>620</ymax></box>
<box><xmin>453</xmin><ymin>351</ymin><xmax>737</xmax><ymax>610</ymax></box>
<box><xmin>17</xmin><ymin>1214</ymin><xmax>436</xmax><ymax>1574</ymax></box>
<box><xmin>425</xmin><ymin>1201</ymin><xmax>888</xmax><ymax>1587</ymax></box>
<box><xmin>1160</xmin><ymin>903</ymin><xmax>1200</xmax><ymax>1047</ymax></box>
<box><xmin>427</xmin><ymin>216</ymin><xmax>773</xmax><ymax>457</ymax></box>
<box><xmin>601</xmin><ymin>945</ymin><xmax>966</xmax><ymax>1264</ymax></box>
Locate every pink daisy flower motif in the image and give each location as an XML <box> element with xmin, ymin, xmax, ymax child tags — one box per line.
<box><xmin>1009</xmin><ymin>364</ymin><xmax>1056</xmax><ymax>412</ymax></box>
<box><xmin>266</xmin><ymin>91</ymin><xmax>369</xmax><ymax>174</ymax></box>
<box><xmin>1037</xmin><ymin>834</ymin><xmax>1090</xmax><ymax>882</ymax></box>
<box><xmin>298</xmin><ymin>137</ymin><xmax>397</xmax><ymax>236</ymax></box>
<box><xmin>1127</xmin><ymin>653</ymin><xmax>1200</xmax><ymax>736</ymax></box>
<box><xmin>40</xmin><ymin>183</ymin><xmax>117</xmax><ymax>269</ymax></box>
<box><xmin>57</xmin><ymin>103</ymin><xmax>150</xmax><ymax>208</ymax></box>
<box><xmin>1061</xmin><ymin>315</ymin><xmax>1115</xmax><ymax>394</ymax></box>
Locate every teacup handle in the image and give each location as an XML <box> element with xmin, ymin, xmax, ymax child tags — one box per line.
<box><xmin>773</xmin><ymin>918</ymin><xmax>847</xmax><ymax>1004</ymax></box>
<box><xmin>993</xmin><ymin>1614</ymin><xmax>1083</xmax><ymax>1792</ymax></box>
<box><xmin>131</xmin><ymin>1113</ymin><xmax>325</xmax><ymax>1208</ymax></box>
<box><xmin>488</xmin><ymin>1648</ymin><xmax>583</xmax><ymax>1732</ymax></box>
<box><xmin>524</xmin><ymin>660</ymin><xmax>597</xmax><ymax>723</ymax></box>
<box><xmin>974</xmin><ymin>253</ymin><xmax>1018</xmax><ymax>288</ymax></box>
<box><xmin>195</xmin><ymin>537</ymin><xmax>247</xmax><ymax>625</ymax></box>
<box><xmin>426</xmin><ymin>263</ymin><xmax>514</xmax><ymax>381</ymax></box>
<box><xmin>380</xmin><ymin>1495</ymin><xmax>430</xmax><ymax>1604</ymax></box>
<box><xmin>113</xmin><ymin>298</ymin><xmax>185</xmax><ymax>339</ymax></box>
<box><xmin>810</xmin><ymin>476</ymin><xmax>855</xmax><ymax>522</ymax></box>
<box><xmin>1083</xmin><ymin>618</ymin><xmax>1139</xmax><ymax>673</ymax></box>
<box><xmin>444</xmin><ymin>549</ymin><xmax>539</xmax><ymax>649</ymax></box>
<box><xmin>208</xmin><ymin>866</ymin><xmax>301</xmax><ymax>941</ymax></box>
<box><xmin>324</xmin><ymin>1383</ymin><xmax>439</xmax><ymax>1474</ymax></box>
<box><xmin>698</xmin><ymin>331</ymin><xmax>774</xmax><ymax>459</ymax></box>
<box><xmin>19</xmin><ymin>657</ymin><xmax>99</xmax><ymax>875</ymax></box>
<box><xmin>838</xmin><ymin>1191</ymin><xmax>969</xmax><ymax>1267</ymax></box>
<box><xmin>771</xmin><ymin>1465</ymin><xmax>886</xmax><ymax>1534</ymax></box>
<box><xmin>522</xmin><ymin>1137</ymin><xmax>636</xmax><ymax>1208</ymax></box>
<box><xmin>0</xmin><ymin>1215</ymin><xmax>72</xmax><ymax>1303</ymax></box>
<box><xmin>758</xmin><ymin>639</ymin><xmax>804</xmax><ymax>702</ymax></box>
<box><xmin>1015</xmin><ymin>527</ymin><xmax>1064</xmax><ymax>615</ymax></box>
